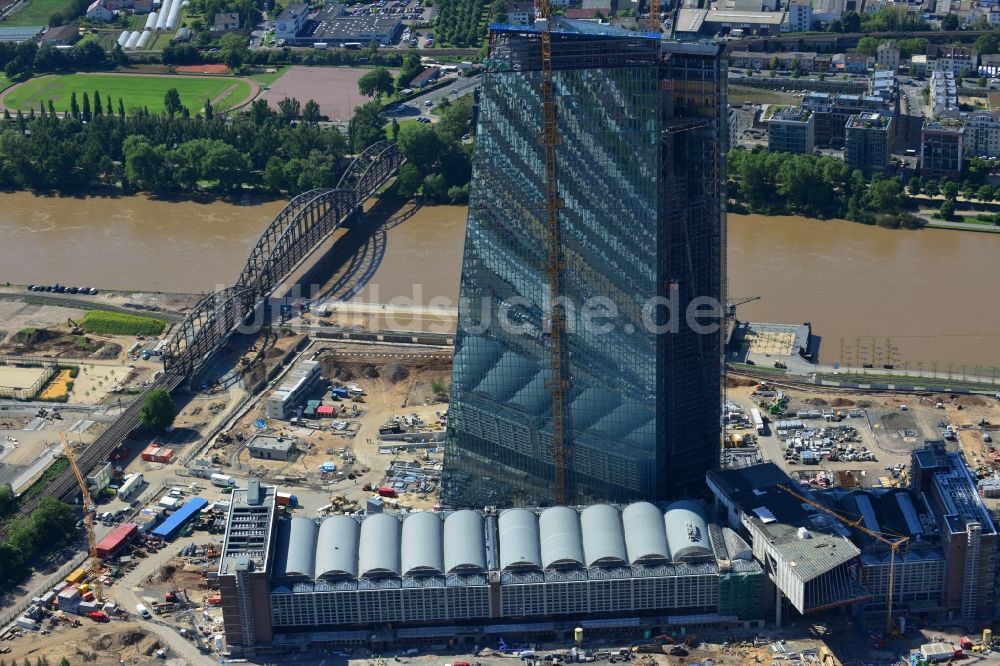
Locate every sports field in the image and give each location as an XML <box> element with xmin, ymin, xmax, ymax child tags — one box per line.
<box><xmin>2</xmin><ymin>73</ymin><xmax>257</xmax><ymax>114</ymax></box>
<box><xmin>4</xmin><ymin>0</ymin><xmax>72</xmax><ymax>26</ymax></box>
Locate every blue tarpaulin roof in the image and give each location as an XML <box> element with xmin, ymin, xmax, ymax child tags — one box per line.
<box><xmin>151</xmin><ymin>497</ymin><xmax>208</xmax><ymax>539</ymax></box>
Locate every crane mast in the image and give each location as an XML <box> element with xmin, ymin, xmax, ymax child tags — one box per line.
<box><xmin>537</xmin><ymin>0</ymin><xmax>569</xmax><ymax>504</ymax></box>
<box><xmin>62</xmin><ymin>433</ymin><xmax>102</xmax><ymax>600</ymax></box>
<box><xmin>648</xmin><ymin>0</ymin><xmax>660</xmax><ymax>32</ymax></box>
<box><xmin>777</xmin><ymin>484</ymin><xmax>906</xmax><ymax>636</ymax></box>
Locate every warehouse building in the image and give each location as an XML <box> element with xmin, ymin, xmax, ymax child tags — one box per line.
<box><xmin>219</xmin><ymin>486</ymin><xmax>764</xmax><ymax>656</ymax></box>
<box><xmin>281</xmin><ymin>3</ymin><xmax>403</xmax><ymax>46</ymax></box>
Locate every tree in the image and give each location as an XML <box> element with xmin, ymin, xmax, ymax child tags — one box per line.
<box><xmin>301</xmin><ymin>99</ymin><xmax>321</xmax><ymax>123</ymax></box>
<box><xmin>347</xmin><ymin>100</ymin><xmax>386</xmax><ymax>152</ymax></box>
<box><xmin>139</xmin><ymin>388</ymin><xmax>175</xmax><ymax>432</ymax></box>
<box><xmin>941</xmin><ymin>180</ymin><xmax>959</xmax><ymax>199</ymax></box>
<box><xmin>940</xmin><ymin>13</ymin><xmax>959</xmax><ymax>30</ymax></box>
<box><xmin>975</xmin><ymin>33</ymin><xmax>999</xmax><ymax>56</ymax></box>
<box><xmin>203</xmin><ymin>99</ymin><xmax>213</xmax><ymax>120</ymax></box>
<box><xmin>357</xmin><ymin>67</ymin><xmax>393</xmax><ymax>98</ymax></box>
<box><xmin>977</xmin><ymin>184</ymin><xmax>993</xmax><ymax>202</ymax></box>
<box><xmin>163</xmin><ymin>88</ymin><xmax>183</xmax><ymax>116</ymax></box>
<box><xmin>118</xmin><ymin>97</ymin><xmax>125</xmax><ymax>117</ymax></box>
<box><xmin>397</xmin><ymin>122</ymin><xmax>443</xmax><ymax>172</ymax></box>
<box><xmin>840</xmin><ymin>10</ymin><xmax>861</xmax><ymax>32</ymax></box>
<box><xmin>856</xmin><ymin>35</ymin><xmax>878</xmax><ymax>56</ymax></box>
<box><xmin>924</xmin><ymin>179</ymin><xmax>939</xmax><ymax>196</ymax></box>
<box><xmin>769</xmin><ymin>55</ymin><xmax>779</xmax><ymax>71</ymax></box>
<box><xmin>0</xmin><ymin>483</ymin><xmax>14</xmax><ymax>515</ymax></box>
<box><xmin>93</xmin><ymin>90</ymin><xmax>102</xmax><ymax>116</ymax></box>
<box><xmin>907</xmin><ymin>175</ymin><xmax>922</xmax><ymax>195</ymax></box>
<box><xmin>59</xmin><ymin>659</ymin><xmax>70</xmax><ymax>666</ymax></box>
<box><xmin>81</xmin><ymin>92</ymin><xmax>90</xmax><ymax>121</ymax></box>
<box><xmin>277</xmin><ymin>96</ymin><xmax>301</xmax><ymax>123</ymax></box>
<box><xmin>69</xmin><ymin>91</ymin><xmax>79</xmax><ymax>119</ymax></box>
<box><xmin>938</xmin><ymin>198</ymin><xmax>955</xmax><ymax>220</ymax></box>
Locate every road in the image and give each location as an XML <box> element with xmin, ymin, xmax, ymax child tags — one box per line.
<box><xmin>388</xmin><ymin>74</ymin><xmax>483</xmax><ymax>119</ymax></box>
<box><xmin>0</xmin><ymin>289</ymin><xmax>187</xmax><ymax>322</ymax></box>
<box><xmin>112</xmin><ymin>534</ymin><xmax>218</xmax><ymax>665</ymax></box>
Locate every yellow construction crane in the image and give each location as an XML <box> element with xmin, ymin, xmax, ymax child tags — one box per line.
<box><xmin>62</xmin><ymin>432</ymin><xmax>102</xmax><ymax>601</ymax></box>
<box><xmin>777</xmin><ymin>484</ymin><xmax>907</xmax><ymax>637</ymax></box>
<box><xmin>648</xmin><ymin>0</ymin><xmax>660</xmax><ymax>32</ymax></box>
<box><xmin>536</xmin><ymin>0</ymin><xmax>569</xmax><ymax>504</ymax></box>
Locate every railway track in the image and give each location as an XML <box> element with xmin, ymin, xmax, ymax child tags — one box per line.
<box><xmin>0</xmin><ymin>371</ymin><xmax>183</xmax><ymax>539</ymax></box>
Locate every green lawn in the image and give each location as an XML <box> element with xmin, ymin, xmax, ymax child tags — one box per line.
<box><xmin>247</xmin><ymin>66</ymin><xmax>289</xmax><ymax>89</ymax></box>
<box><xmin>4</xmin><ymin>0</ymin><xmax>73</xmax><ymax>26</ymax></box>
<box><xmin>4</xmin><ymin>73</ymin><xmax>254</xmax><ymax>114</ymax></box>
<box><xmin>386</xmin><ymin>118</ymin><xmax>420</xmax><ymax>139</ymax></box>
<box><xmin>79</xmin><ymin>310</ymin><xmax>166</xmax><ymax>336</ymax></box>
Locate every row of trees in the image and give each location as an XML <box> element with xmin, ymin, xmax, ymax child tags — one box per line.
<box><xmin>0</xmin><ymin>493</ymin><xmax>76</xmax><ymax>587</ymax></box>
<box><xmin>828</xmin><ymin>7</ymin><xmax>929</xmax><ymax>33</ymax></box>
<box><xmin>0</xmin><ymin>40</ymin><xmax>118</xmax><ymax>80</ymax></box>
<box><xmin>727</xmin><ymin>148</ymin><xmax>918</xmax><ymax>228</ymax></box>
<box><xmin>0</xmin><ymin>658</ymin><xmax>70</xmax><ymax>666</ymax></box>
<box><xmin>434</xmin><ymin>0</ymin><xmax>505</xmax><ymax>47</ymax></box>
<box><xmin>0</xmin><ymin>91</ymin><xmax>347</xmax><ymax>195</ymax></box>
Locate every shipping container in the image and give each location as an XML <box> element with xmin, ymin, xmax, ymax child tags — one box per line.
<box><xmin>159</xmin><ymin>496</ymin><xmax>179</xmax><ymax>509</ymax></box>
<box><xmin>65</xmin><ymin>567</ymin><xmax>87</xmax><ymax>585</ymax></box>
<box><xmin>96</xmin><ymin>522</ymin><xmax>139</xmax><ymax>558</ymax></box>
<box><xmin>151</xmin><ymin>497</ymin><xmax>208</xmax><ymax>539</ymax></box>
<box><xmin>117</xmin><ymin>473</ymin><xmax>143</xmax><ymax>499</ymax></box>
<box><xmin>275</xmin><ymin>492</ymin><xmax>299</xmax><ymax>508</ymax></box>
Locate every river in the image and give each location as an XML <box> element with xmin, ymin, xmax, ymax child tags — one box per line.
<box><xmin>0</xmin><ymin>194</ymin><xmax>997</xmax><ymax>368</ymax></box>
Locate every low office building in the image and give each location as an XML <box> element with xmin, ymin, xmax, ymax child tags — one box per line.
<box><xmin>219</xmin><ymin>493</ymin><xmax>765</xmax><ymax>656</ymax></box>
<box><xmin>275</xmin><ymin>3</ymin><xmax>309</xmax><ymax>43</ymax></box>
<box><xmin>266</xmin><ymin>359</ymin><xmax>321</xmax><ymax>420</ymax></box>
<box><xmin>730</xmin><ymin>50</ymin><xmax>817</xmax><ymax>72</ymax></box>
<box><xmin>767</xmin><ymin>106</ymin><xmax>815</xmax><ymax>154</ymax></box>
<box><xmin>845</xmin><ymin>112</ymin><xmax>893</xmax><ymax>173</ymax></box>
<box><xmin>921</xmin><ymin>120</ymin><xmax>964</xmax><ymax>180</ymax></box>
<box><xmin>248</xmin><ymin>435</ymin><xmax>297</xmax><ymax>461</ymax></box>
<box><xmin>963</xmin><ymin>111</ymin><xmax>1000</xmax><ymax>158</ymax></box>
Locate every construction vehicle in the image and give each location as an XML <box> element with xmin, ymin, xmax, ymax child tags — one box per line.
<box><xmin>778</xmin><ymin>483</ymin><xmax>907</xmax><ymax>636</ymax></box>
<box><xmin>67</xmin><ymin>318</ymin><xmax>82</xmax><ymax>335</ymax></box>
<box><xmin>87</xmin><ymin>611</ymin><xmax>110</xmax><ymax>623</ymax></box>
<box><xmin>61</xmin><ymin>433</ymin><xmax>102</xmax><ymax>601</ymax></box>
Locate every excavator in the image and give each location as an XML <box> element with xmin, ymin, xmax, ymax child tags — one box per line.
<box><xmin>67</xmin><ymin>318</ymin><xmax>82</xmax><ymax>335</ymax></box>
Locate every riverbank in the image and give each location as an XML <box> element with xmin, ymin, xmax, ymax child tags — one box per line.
<box><xmin>0</xmin><ymin>194</ymin><xmax>997</xmax><ymax>368</ymax></box>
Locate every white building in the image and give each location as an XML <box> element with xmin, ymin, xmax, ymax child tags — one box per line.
<box><xmin>928</xmin><ymin>45</ymin><xmax>976</xmax><ymax>76</ymax></box>
<box><xmin>274</xmin><ymin>3</ymin><xmax>309</xmax><ymax>43</ymax></box>
<box><xmin>86</xmin><ymin>0</ymin><xmax>114</xmax><ymax>21</ymax></box>
<box><xmin>964</xmin><ymin>111</ymin><xmax>1000</xmax><ymax>158</ymax></box>
<box><xmin>782</xmin><ymin>0</ymin><xmax>812</xmax><ymax>32</ymax></box>
<box><xmin>266</xmin><ymin>359</ymin><xmax>321</xmax><ymax>420</ymax></box>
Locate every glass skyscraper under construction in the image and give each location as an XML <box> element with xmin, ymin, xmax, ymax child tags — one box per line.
<box><xmin>443</xmin><ymin>20</ymin><xmax>726</xmax><ymax>508</ymax></box>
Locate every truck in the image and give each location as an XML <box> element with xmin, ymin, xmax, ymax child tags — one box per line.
<box><xmin>275</xmin><ymin>492</ymin><xmax>299</xmax><ymax>508</ymax></box>
<box><xmin>313</xmin><ymin>42</ymin><xmax>328</xmax><ymax>49</ymax></box>
<box><xmin>751</xmin><ymin>408</ymin><xmax>765</xmax><ymax>435</ymax></box>
<box><xmin>377</xmin><ymin>486</ymin><xmax>398</xmax><ymax>498</ymax></box>
<box><xmin>87</xmin><ymin>611</ymin><xmax>110</xmax><ymax>623</ymax></box>
<box><xmin>920</xmin><ymin>643</ymin><xmax>958</xmax><ymax>663</ymax></box>
<box><xmin>210</xmin><ymin>473</ymin><xmax>235</xmax><ymax>487</ymax></box>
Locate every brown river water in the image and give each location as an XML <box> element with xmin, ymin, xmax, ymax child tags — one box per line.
<box><xmin>0</xmin><ymin>193</ymin><xmax>997</xmax><ymax>368</ymax></box>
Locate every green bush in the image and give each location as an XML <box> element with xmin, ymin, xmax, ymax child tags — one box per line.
<box><xmin>79</xmin><ymin>310</ymin><xmax>166</xmax><ymax>336</ymax></box>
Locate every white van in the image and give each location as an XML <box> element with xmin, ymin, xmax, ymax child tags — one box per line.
<box><xmin>136</xmin><ymin>604</ymin><xmax>151</xmax><ymax>619</ymax></box>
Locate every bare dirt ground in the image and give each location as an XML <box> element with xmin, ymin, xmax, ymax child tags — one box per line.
<box><xmin>211</xmin><ymin>340</ymin><xmax>451</xmax><ymax>511</ymax></box>
<box><xmin>1</xmin><ymin>622</ymin><xmax>168</xmax><ymax>665</ymax></box>
<box><xmin>260</xmin><ymin>66</ymin><xmax>391</xmax><ymax>121</ymax></box>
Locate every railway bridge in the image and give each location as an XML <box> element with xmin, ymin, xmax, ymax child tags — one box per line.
<box><xmin>0</xmin><ymin>141</ymin><xmax>405</xmax><ymax>533</ymax></box>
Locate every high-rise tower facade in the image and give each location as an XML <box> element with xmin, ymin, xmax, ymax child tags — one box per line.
<box><xmin>443</xmin><ymin>21</ymin><xmax>726</xmax><ymax>508</ymax></box>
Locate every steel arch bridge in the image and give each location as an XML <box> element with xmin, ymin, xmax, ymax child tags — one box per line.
<box><xmin>162</xmin><ymin>141</ymin><xmax>405</xmax><ymax>377</ymax></box>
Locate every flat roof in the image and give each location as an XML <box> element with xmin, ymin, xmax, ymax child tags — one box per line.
<box><xmin>707</xmin><ymin>464</ymin><xmax>859</xmax><ymax>582</ymax></box>
<box><xmin>704</xmin><ymin>8</ymin><xmax>785</xmax><ymax>24</ymax></box>
<box><xmin>151</xmin><ymin>497</ymin><xmax>208</xmax><ymax>539</ymax></box>
<box><xmin>248</xmin><ymin>434</ymin><xmax>296</xmax><ymax>452</ymax></box>
<box><xmin>674</xmin><ymin>8</ymin><xmax>707</xmax><ymax>32</ymax></box>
